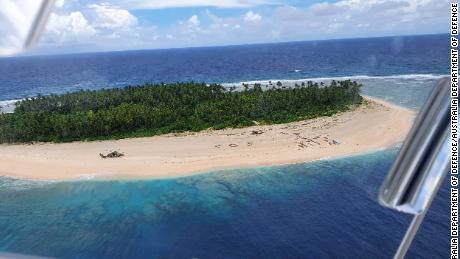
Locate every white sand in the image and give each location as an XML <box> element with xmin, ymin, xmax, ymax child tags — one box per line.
<box><xmin>0</xmin><ymin>97</ymin><xmax>415</xmax><ymax>181</ymax></box>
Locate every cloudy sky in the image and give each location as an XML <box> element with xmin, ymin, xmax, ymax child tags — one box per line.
<box><xmin>15</xmin><ymin>0</ymin><xmax>451</xmax><ymax>54</ymax></box>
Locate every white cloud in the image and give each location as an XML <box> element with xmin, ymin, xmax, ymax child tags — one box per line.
<box><xmin>46</xmin><ymin>11</ymin><xmax>96</xmax><ymax>43</ymax></box>
<box><xmin>188</xmin><ymin>15</ymin><xmax>200</xmax><ymax>27</ymax></box>
<box><xmin>40</xmin><ymin>2</ymin><xmax>158</xmax><ymax>52</ymax></box>
<box><xmin>205</xmin><ymin>9</ymin><xmax>222</xmax><ymax>23</ymax></box>
<box><xmin>310</xmin><ymin>0</ymin><xmax>410</xmax><ymax>16</ymax></box>
<box><xmin>205</xmin><ymin>9</ymin><xmax>240</xmax><ymax>30</ymax></box>
<box><xmin>115</xmin><ymin>0</ymin><xmax>276</xmax><ymax>10</ymax></box>
<box><xmin>87</xmin><ymin>3</ymin><xmax>137</xmax><ymax>29</ymax></box>
<box><xmin>34</xmin><ymin>0</ymin><xmax>449</xmax><ymax>54</ymax></box>
<box><xmin>328</xmin><ymin>23</ymin><xmax>344</xmax><ymax>33</ymax></box>
<box><xmin>45</xmin><ymin>3</ymin><xmax>140</xmax><ymax>44</ymax></box>
<box><xmin>244</xmin><ymin>11</ymin><xmax>262</xmax><ymax>23</ymax></box>
<box><xmin>272</xmin><ymin>0</ymin><xmax>448</xmax><ymax>39</ymax></box>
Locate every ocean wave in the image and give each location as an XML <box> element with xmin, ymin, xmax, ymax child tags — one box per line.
<box><xmin>0</xmin><ymin>176</ymin><xmax>55</xmax><ymax>191</ymax></box>
<box><xmin>0</xmin><ymin>74</ymin><xmax>447</xmax><ymax>107</ymax></box>
<box><xmin>0</xmin><ymin>99</ymin><xmax>21</xmax><ymax>105</ymax></box>
<box><xmin>0</xmin><ymin>99</ymin><xmax>20</xmax><ymax>113</ymax></box>
<box><xmin>222</xmin><ymin>73</ymin><xmax>448</xmax><ymax>87</ymax></box>
<box><xmin>77</xmin><ymin>172</ymin><xmax>113</xmax><ymax>180</ymax></box>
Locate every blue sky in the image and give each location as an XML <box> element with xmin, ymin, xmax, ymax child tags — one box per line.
<box><xmin>31</xmin><ymin>0</ymin><xmax>449</xmax><ymax>54</ymax></box>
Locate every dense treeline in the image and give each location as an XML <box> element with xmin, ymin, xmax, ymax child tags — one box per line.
<box><xmin>0</xmin><ymin>80</ymin><xmax>363</xmax><ymax>143</ymax></box>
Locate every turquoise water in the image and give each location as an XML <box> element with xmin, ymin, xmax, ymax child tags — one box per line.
<box><xmin>0</xmin><ymin>148</ymin><xmax>450</xmax><ymax>258</ymax></box>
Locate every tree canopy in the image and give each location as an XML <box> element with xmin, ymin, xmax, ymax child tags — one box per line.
<box><xmin>0</xmin><ymin>80</ymin><xmax>363</xmax><ymax>143</ymax></box>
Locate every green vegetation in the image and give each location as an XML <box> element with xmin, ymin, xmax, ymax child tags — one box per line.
<box><xmin>0</xmin><ymin>80</ymin><xmax>363</xmax><ymax>143</ymax></box>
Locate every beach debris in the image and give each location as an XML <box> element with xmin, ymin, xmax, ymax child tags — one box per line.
<box><xmin>306</xmin><ymin>138</ymin><xmax>320</xmax><ymax>145</ymax></box>
<box><xmin>229</xmin><ymin>144</ymin><xmax>238</xmax><ymax>147</ymax></box>
<box><xmin>331</xmin><ymin>139</ymin><xmax>341</xmax><ymax>145</ymax></box>
<box><xmin>251</xmin><ymin>129</ymin><xmax>264</xmax><ymax>135</ymax></box>
<box><xmin>99</xmin><ymin>151</ymin><xmax>125</xmax><ymax>159</ymax></box>
<box><xmin>215</xmin><ymin>144</ymin><xmax>222</xmax><ymax>148</ymax></box>
<box><xmin>298</xmin><ymin>142</ymin><xmax>308</xmax><ymax>149</ymax></box>
<box><xmin>247</xmin><ymin>141</ymin><xmax>253</xmax><ymax>146</ymax></box>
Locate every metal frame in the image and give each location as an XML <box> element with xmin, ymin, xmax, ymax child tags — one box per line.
<box><xmin>379</xmin><ymin>78</ymin><xmax>452</xmax><ymax>258</ymax></box>
<box><xmin>24</xmin><ymin>0</ymin><xmax>56</xmax><ymax>50</ymax></box>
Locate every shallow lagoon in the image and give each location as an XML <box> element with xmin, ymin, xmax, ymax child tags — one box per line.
<box><xmin>0</xmin><ymin>148</ymin><xmax>449</xmax><ymax>258</ymax></box>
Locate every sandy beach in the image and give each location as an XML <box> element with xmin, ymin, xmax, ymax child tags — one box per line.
<box><xmin>0</xmin><ymin>97</ymin><xmax>415</xmax><ymax>181</ymax></box>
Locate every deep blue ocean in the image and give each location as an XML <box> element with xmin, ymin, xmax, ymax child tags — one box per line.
<box><xmin>0</xmin><ymin>34</ymin><xmax>451</xmax><ymax>258</ymax></box>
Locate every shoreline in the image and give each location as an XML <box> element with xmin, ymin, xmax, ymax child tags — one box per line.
<box><xmin>0</xmin><ymin>97</ymin><xmax>416</xmax><ymax>181</ymax></box>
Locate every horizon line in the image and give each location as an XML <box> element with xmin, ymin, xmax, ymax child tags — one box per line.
<box><xmin>11</xmin><ymin>32</ymin><xmax>449</xmax><ymax>59</ymax></box>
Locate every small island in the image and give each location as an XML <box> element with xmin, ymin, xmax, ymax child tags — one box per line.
<box><xmin>0</xmin><ymin>81</ymin><xmax>415</xmax><ymax>180</ymax></box>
